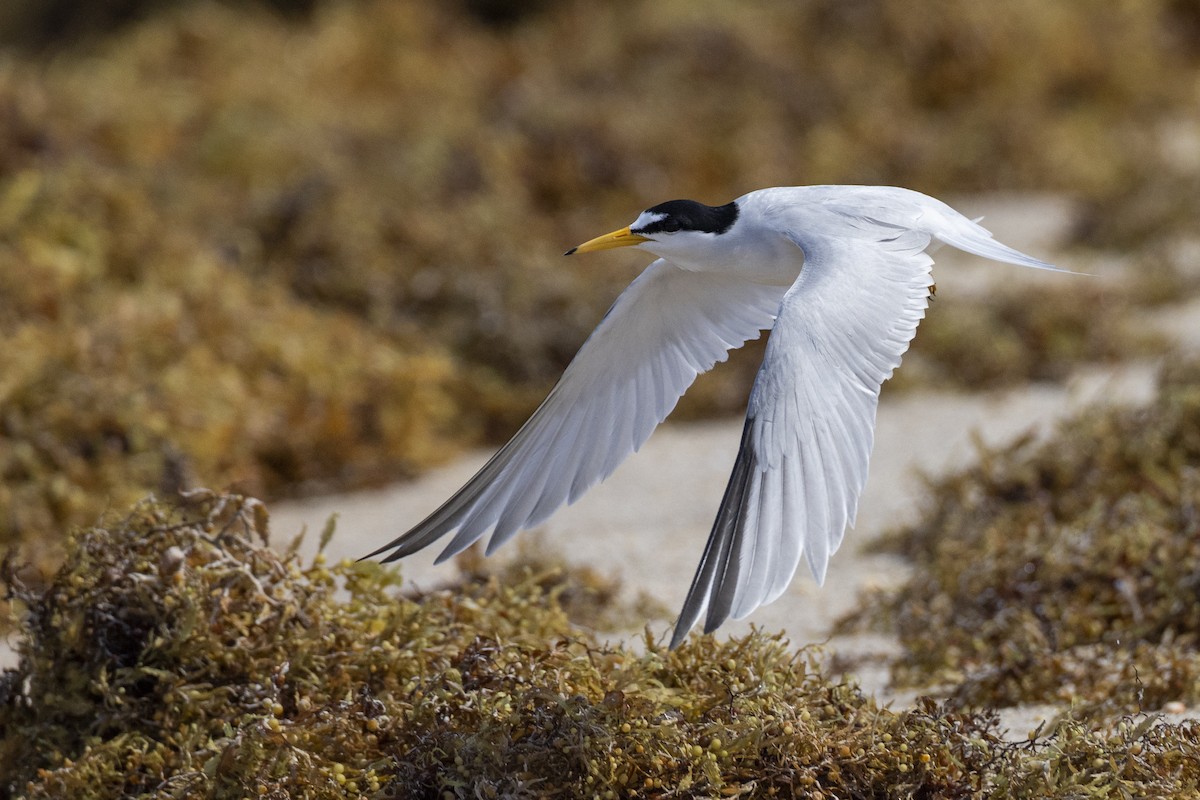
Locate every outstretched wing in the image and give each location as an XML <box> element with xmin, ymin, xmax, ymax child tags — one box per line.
<box><xmin>668</xmin><ymin>190</ymin><xmax>1067</xmax><ymax>649</ymax></box>
<box><xmin>670</xmin><ymin>226</ymin><xmax>936</xmax><ymax>648</ymax></box>
<box><xmin>365</xmin><ymin>259</ymin><xmax>788</xmax><ymax>564</ymax></box>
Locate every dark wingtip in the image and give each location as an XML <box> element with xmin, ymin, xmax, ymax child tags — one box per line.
<box><xmin>358</xmin><ymin>543</ymin><xmax>395</xmax><ymax>563</ymax></box>
<box><xmin>564</xmin><ymin>247</ymin><xmax>577</xmax><ymax>256</ymax></box>
<box><xmin>668</xmin><ymin>624</ymin><xmax>689</xmax><ymax>650</ymax></box>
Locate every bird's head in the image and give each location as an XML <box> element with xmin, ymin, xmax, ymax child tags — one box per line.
<box><xmin>565</xmin><ymin>199</ymin><xmax>740</xmax><ymax>263</ymax></box>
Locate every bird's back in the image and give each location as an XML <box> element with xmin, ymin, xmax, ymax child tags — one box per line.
<box><xmin>740</xmin><ymin>186</ymin><xmax>1061</xmax><ymax>273</ymax></box>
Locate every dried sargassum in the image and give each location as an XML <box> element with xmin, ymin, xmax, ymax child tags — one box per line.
<box><xmin>3</xmin><ymin>491</ymin><xmax>1200</xmax><ymax>798</ymax></box>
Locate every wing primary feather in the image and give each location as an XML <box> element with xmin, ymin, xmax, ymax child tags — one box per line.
<box><xmin>800</xmin><ymin>420</ymin><xmax>832</xmax><ymax>586</ymax></box>
<box><xmin>362</xmin><ymin>392</ymin><xmax>562</xmax><ymax>563</ymax></box>
<box><xmin>435</xmin><ymin>506</ymin><xmax>500</xmax><ymax>562</ymax></box>
<box><xmin>734</xmin><ymin>456</ymin><xmax>782</xmax><ymax>619</ymax></box>
<box><xmin>768</xmin><ymin>456</ymin><xmax>803</xmax><ymax>603</ymax></box>
<box><xmin>708</xmin><ymin>463</ymin><xmax>761</xmax><ymax>631</ymax></box>
<box><xmin>669</xmin><ymin>418</ymin><xmax>758</xmax><ymax>649</ymax></box>
<box><xmin>485</xmin><ymin>392</ymin><xmax>587</xmax><ymax>553</ymax></box>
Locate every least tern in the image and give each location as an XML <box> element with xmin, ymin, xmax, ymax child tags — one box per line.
<box><xmin>366</xmin><ymin>185</ymin><xmax>1067</xmax><ymax>648</ymax></box>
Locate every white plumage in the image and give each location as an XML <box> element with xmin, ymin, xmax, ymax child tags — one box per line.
<box><xmin>365</xmin><ymin>185</ymin><xmax>1067</xmax><ymax>648</ymax></box>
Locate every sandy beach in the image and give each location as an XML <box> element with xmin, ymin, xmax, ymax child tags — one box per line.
<box><xmin>268</xmin><ymin>362</ymin><xmax>1160</xmax><ymax>674</ymax></box>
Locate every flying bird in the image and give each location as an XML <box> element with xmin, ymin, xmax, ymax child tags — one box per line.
<box><xmin>365</xmin><ymin>185</ymin><xmax>1067</xmax><ymax>648</ymax></box>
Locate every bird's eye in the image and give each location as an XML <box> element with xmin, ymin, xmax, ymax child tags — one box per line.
<box><xmin>660</xmin><ymin>218</ymin><xmax>682</xmax><ymax>233</ymax></box>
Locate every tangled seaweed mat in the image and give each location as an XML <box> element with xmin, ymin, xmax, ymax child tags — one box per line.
<box><xmin>3</xmin><ymin>493</ymin><xmax>1200</xmax><ymax>798</ymax></box>
<box><xmin>845</xmin><ymin>358</ymin><xmax>1200</xmax><ymax>718</ymax></box>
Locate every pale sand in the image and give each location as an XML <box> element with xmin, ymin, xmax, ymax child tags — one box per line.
<box><xmin>269</xmin><ymin>363</ymin><xmax>1162</xmax><ymax>633</ymax></box>
<box><xmin>266</xmin><ymin>362</ymin><xmax>1161</xmax><ymax>738</ymax></box>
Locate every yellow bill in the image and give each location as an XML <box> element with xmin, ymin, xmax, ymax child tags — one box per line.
<box><xmin>565</xmin><ymin>226</ymin><xmax>650</xmax><ymax>255</ymax></box>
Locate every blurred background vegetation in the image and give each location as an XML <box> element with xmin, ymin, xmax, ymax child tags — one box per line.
<box><xmin>2</xmin><ymin>0</ymin><xmax>1199</xmax><ymax>572</ymax></box>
